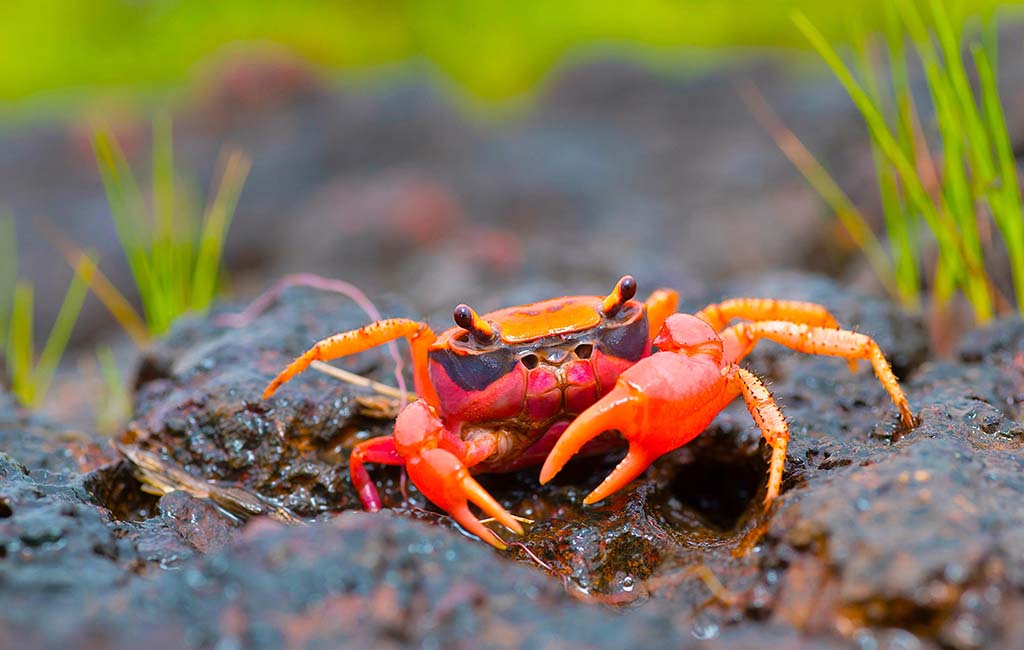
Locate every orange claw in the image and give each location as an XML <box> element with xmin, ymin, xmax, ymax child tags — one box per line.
<box><xmin>541</xmin><ymin>315</ymin><xmax>737</xmax><ymax>505</ymax></box>
<box><xmin>407</xmin><ymin>448</ymin><xmax>524</xmax><ymax>549</ymax></box>
<box><xmin>538</xmin><ymin>384</ymin><xmax>648</xmax><ymax>503</ymax></box>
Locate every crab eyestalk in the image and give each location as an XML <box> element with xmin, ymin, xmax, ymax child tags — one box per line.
<box><xmin>453</xmin><ymin>304</ymin><xmax>497</xmax><ymax>344</ymax></box>
<box><xmin>602</xmin><ymin>275</ymin><xmax>638</xmax><ymax>316</ymax></box>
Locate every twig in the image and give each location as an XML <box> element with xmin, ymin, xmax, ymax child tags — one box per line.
<box><xmin>311</xmin><ymin>360</ymin><xmax>416</xmax><ymax>401</ymax></box>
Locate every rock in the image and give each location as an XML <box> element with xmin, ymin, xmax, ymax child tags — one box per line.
<box><xmin>123</xmin><ymin>286</ymin><xmax>404</xmax><ymax>519</ymax></box>
<box><xmin>4</xmin><ymin>273</ymin><xmax>1024</xmax><ymax>648</ymax></box>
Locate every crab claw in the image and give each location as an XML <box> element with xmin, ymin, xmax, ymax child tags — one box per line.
<box><xmin>541</xmin><ymin>315</ymin><xmax>730</xmax><ymax>504</ymax></box>
<box><xmin>538</xmin><ymin>384</ymin><xmax>650</xmax><ymax>504</ymax></box>
<box><xmin>407</xmin><ymin>447</ymin><xmax>524</xmax><ymax>549</ymax></box>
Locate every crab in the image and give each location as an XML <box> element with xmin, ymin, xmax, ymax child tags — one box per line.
<box><xmin>262</xmin><ymin>276</ymin><xmax>915</xmax><ymax>548</ymax></box>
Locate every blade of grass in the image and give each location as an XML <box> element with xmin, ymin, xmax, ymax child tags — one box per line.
<box><xmin>93</xmin><ymin>128</ymin><xmax>165</xmax><ymax>330</ymax></box>
<box><xmin>896</xmin><ymin>0</ymin><xmax>988</xmax><ymax>315</ymax></box>
<box><xmin>929</xmin><ymin>0</ymin><xmax>997</xmax><ymax>192</ymax></box>
<box><xmin>794</xmin><ymin>7</ymin><xmax>993</xmax><ymax>320</ymax></box>
<box><xmin>974</xmin><ymin>44</ymin><xmax>1024</xmax><ymax>315</ymax></box>
<box><xmin>738</xmin><ymin>82</ymin><xmax>900</xmax><ymax>301</ymax></box>
<box><xmin>927</xmin><ymin>0</ymin><xmax>996</xmax><ymax>316</ymax></box>
<box><xmin>32</xmin><ymin>256</ymin><xmax>93</xmax><ymax>406</ymax></box>
<box><xmin>7</xmin><ymin>282</ymin><xmax>34</xmax><ymax>405</ymax></box>
<box><xmin>43</xmin><ymin>223</ymin><xmax>150</xmax><ymax>347</ymax></box>
<box><xmin>192</xmin><ymin>149</ymin><xmax>250</xmax><ymax>312</ymax></box>
<box><xmin>852</xmin><ymin>25</ymin><xmax>922</xmax><ymax>308</ymax></box>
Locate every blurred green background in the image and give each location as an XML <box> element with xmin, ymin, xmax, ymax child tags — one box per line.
<box><xmin>2</xmin><ymin>0</ymin><xmax>1016</xmax><ymax>116</ymax></box>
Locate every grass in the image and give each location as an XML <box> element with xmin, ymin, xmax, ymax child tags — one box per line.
<box><xmin>85</xmin><ymin>116</ymin><xmax>251</xmax><ymax>337</ymax></box>
<box><xmin>6</xmin><ymin>117</ymin><xmax>248</xmax><ymax>411</ymax></box>
<box><xmin>777</xmin><ymin>1</ymin><xmax>1023</xmax><ymax>322</ymax></box>
<box><xmin>1</xmin><ymin>216</ymin><xmax>95</xmax><ymax>408</ymax></box>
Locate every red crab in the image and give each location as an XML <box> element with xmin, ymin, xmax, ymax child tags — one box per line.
<box><xmin>263</xmin><ymin>276</ymin><xmax>915</xmax><ymax>548</ymax></box>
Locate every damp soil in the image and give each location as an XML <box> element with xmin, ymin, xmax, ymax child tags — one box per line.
<box><xmin>3</xmin><ymin>273</ymin><xmax>1024</xmax><ymax>649</ymax></box>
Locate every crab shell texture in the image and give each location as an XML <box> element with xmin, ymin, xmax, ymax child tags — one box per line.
<box><xmin>424</xmin><ymin>294</ymin><xmax>651</xmax><ymax>471</ymax></box>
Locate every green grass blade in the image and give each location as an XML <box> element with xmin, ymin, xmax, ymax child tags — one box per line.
<box><xmin>794</xmin><ymin>9</ymin><xmax>964</xmax><ymax>289</ymax></box>
<box><xmin>192</xmin><ymin>150</ymin><xmax>250</xmax><ymax>312</ymax></box>
<box><xmin>33</xmin><ymin>257</ymin><xmax>93</xmax><ymax>406</ymax></box>
<box><xmin>884</xmin><ymin>2</ymin><xmax>916</xmax><ymax>161</ymax></box>
<box><xmin>93</xmin><ymin>128</ymin><xmax>163</xmax><ymax>329</ymax></box>
<box><xmin>882</xmin><ymin>5</ymin><xmax>923</xmax><ymax>304</ymax></box>
<box><xmin>738</xmin><ymin>82</ymin><xmax>899</xmax><ymax>301</ymax></box>
<box><xmin>928</xmin><ymin>0</ymin><xmax>997</xmax><ymax>189</ymax></box>
<box><xmin>850</xmin><ymin>23</ymin><xmax>920</xmax><ymax>308</ymax></box>
<box><xmin>8</xmin><ymin>282</ymin><xmax>35</xmax><ymax>405</ymax></box>
<box><xmin>895</xmin><ymin>0</ymin><xmax>993</xmax><ymax>319</ymax></box>
<box><xmin>974</xmin><ymin>44</ymin><xmax>1024</xmax><ymax>314</ymax></box>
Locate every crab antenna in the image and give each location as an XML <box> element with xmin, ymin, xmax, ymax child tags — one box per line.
<box><xmin>602</xmin><ymin>275</ymin><xmax>638</xmax><ymax>315</ymax></box>
<box><xmin>453</xmin><ymin>304</ymin><xmax>496</xmax><ymax>342</ymax></box>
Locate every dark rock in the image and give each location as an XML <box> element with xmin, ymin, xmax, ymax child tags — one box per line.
<box><xmin>123</xmin><ymin>286</ymin><xmax>404</xmax><ymax>519</ymax></box>
<box><xmin>6</xmin><ymin>272</ymin><xmax>1024</xmax><ymax>648</ymax></box>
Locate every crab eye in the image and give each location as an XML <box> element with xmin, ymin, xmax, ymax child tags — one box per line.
<box><xmin>453</xmin><ymin>304</ymin><xmax>497</xmax><ymax>344</ymax></box>
<box><xmin>602</xmin><ymin>275</ymin><xmax>638</xmax><ymax>316</ymax></box>
<box><xmin>520</xmin><ymin>353</ymin><xmax>539</xmax><ymax>369</ymax></box>
<box><xmin>574</xmin><ymin>343</ymin><xmax>594</xmax><ymax>359</ymax></box>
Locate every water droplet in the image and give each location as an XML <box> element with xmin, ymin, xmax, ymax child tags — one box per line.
<box><xmin>691</xmin><ymin>615</ymin><xmax>719</xmax><ymax>640</ymax></box>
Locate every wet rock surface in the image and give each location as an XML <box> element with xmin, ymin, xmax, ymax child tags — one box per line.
<box><xmin>123</xmin><ymin>288</ymin><xmax>404</xmax><ymax>519</ymax></box>
<box><xmin>4</xmin><ymin>273</ymin><xmax>1024</xmax><ymax>648</ymax></box>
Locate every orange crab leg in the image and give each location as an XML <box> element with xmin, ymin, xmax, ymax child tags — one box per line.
<box><xmin>263</xmin><ymin>318</ymin><xmax>439</xmax><ymax>406</ymax></box>
<box><xmin>694</xmin><ymin>298</ymin><xmax>840</xmax><ymax>332</ymax></box>
<box><xmin>720</xmin><ymin>321</ymin><xmax>915</xmax><ymax>428</ymax></box>
<box><xmin>392</xmin><ymin>400</ymin><xmax>523</xmax><ymax>549</ymax></box>
<box><xmin>645</xmin><ymin>288</ymin><xmax>680</xmax><ymax>341</ymax></box>
<box><xmin>729</xmin><ymin>366</ymin><xmax>789</xmax><ymax>504</ymax></box>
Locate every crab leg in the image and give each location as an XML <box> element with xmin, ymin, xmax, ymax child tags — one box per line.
<box><xmin>349</xmin><ymin>436</ymin><xmax>404</xmax><ymax>510</ymax></box>
<box><xmin>729</xmin><ymin>366</ymin><xmax>789</xmax><ymax>504</ymax></box>
<box><xmin>695</xmin><ymin>298</ymin><xmax>840</xmax><ymax>332</ymax></box>
<box><xmin>263</xmin><ymin>318</ymin><xmax>439</xmax><ymax>406</ymax></box>
<box><xmin>720</xmin><ymin>321</ymin><xmax>915</xmax><ymax>427</ymax></box>
<box><xmin>645</xmin><ymin>288</ymin><xmax>680</xmax><ymax>341</ymax></box>
<box><xmin>393</xmin><ymin>401</ymin><xmax>523</xmax><ymax>549</ymax></box>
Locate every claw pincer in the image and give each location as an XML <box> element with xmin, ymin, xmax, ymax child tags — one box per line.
<box><xmin>541</xmin><ymin>315</ymin><xmax>733</xmax><ymax>503</ymax></box>
<box><xmin>262</xmin><ymin>278</ymin><xmax>915</xmax><ymax>548</ymax></box>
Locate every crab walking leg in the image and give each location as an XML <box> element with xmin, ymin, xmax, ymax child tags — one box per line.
<box><xmin>694</xmin><ymin>298</ymin><xmax>840</xmax><ymax>332</ymax></box>
<box><xmin>349</xmin><ymin>435</ymin><xmax>405</xmax><ymax>510</ymax></box>
<box><xmin>721</xmin><ymin>321</ymin><xmax>915</xmax><ymax>428</ymax></box>
<box><xmin>644</xmin><ymin>288</ymin><xmax>680</xmax><ymax>341</ymax></box>
<box><xmin>729</xmin><ymin>366</ymin><xmax>789</xmax><ymax>504</ymax></box>
<box><xmin>263</xmin><ymin>318</ymin><xmax>439</xmax><ymax>406</ymax></box>
<box><xmin>393</xmin><ymin>400</ymin><xmax>523</xmax><ymax>549</ymax></box>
